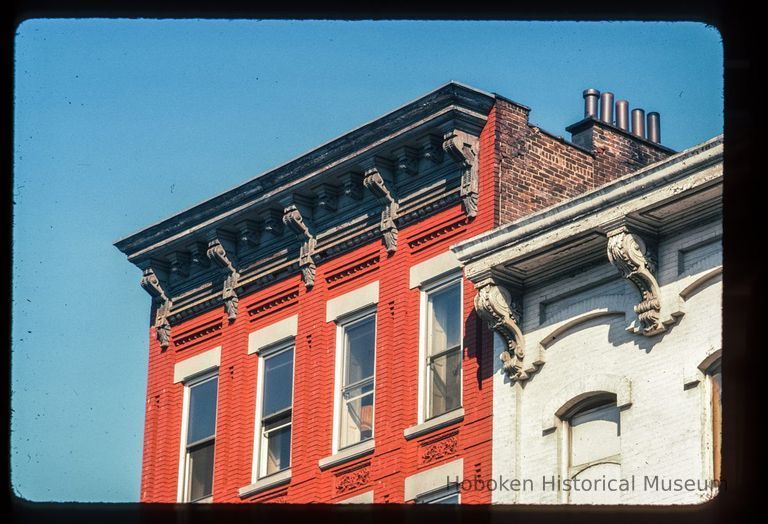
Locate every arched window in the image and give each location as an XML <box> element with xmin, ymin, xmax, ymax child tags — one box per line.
<box><xmin>563</xmin><ymin>394</ymin><xmax>621</xmax><ymax>504</ymax></box>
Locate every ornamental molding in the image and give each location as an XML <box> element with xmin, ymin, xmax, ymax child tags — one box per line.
<box><xmin>443</xmin><ymin>131</ymin><xmax>479</xmax><ymax>218</ymax></box>
<box><xmin>605</xmin><ymin>226</ymin><xmax>665</xmax><ymax>336</ymax></box>
<box><xmin>206</xmin><ymin>238</ymin><xmax>240</xmax><ymax>321</ymax></box>
<box><xmin>474</xmin><ymin>279</ymin><xmax>535</xmax><ymax>382</ymax></box>
<box><xmin>363</xmin><ymin>167</ymin><xmax>399</xmax><ymax>254</ymax></box>
<box><xmin>282</xmin><ymin>204</ymin><xmax>317</xmax><ymax>289</ymax></box>
<box><xmin>140</xmin><ymin>267</ymin><xmax>173</xmax><ymax>349</ymax></box>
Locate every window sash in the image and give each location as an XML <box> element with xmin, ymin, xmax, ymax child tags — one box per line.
<box><xmin>424</xmin><ymin>279</ymin><xmax>462</xmax><ymax>420</ymax></box>
<box><xmin>337</xmin><ymin>311</ymin><xmax>376</xmax><ymax>450</ymax></box>
<box><xmin>257</xmin><ymin>344</ymin><xmax>294</xmax><ymax>478</ymax></box>
<box><xmin>182</xmin><ymin>373</ymin><xmax>218</xmax><ymax>503</ymax></box>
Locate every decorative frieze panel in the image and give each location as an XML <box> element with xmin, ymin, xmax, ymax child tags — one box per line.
<box><xmin>246</xmin><ymin>285</ymin><xmax>300</xmax><ymax>319</ymax></box>
<box><xmin>325</xmin><ymin>251</ymin><xmax>380</xmax><ymax>289</ymax></box>
<box><xmin>335</xmin><ymin>464</ymin><xmax>371</xmax><ymax>496</ymax></box>
<box><xmin>606</xmin><ymin>226</ymin><xmax>665</xmax><ymax>336</ymax></box>
<box><xmin>407</xmin><ymin>213</ymin><xmax>467</xmax><ymax>253</ymax></box>
<box><xmin>474</xmin><ymin>279</ymin><xmax>533</xmax><ymax>382</ymax></box>
<box><xmin>207</xmin><ymin>238</ymin><xmax>240</xmax><ymax>321</ymax></box>
<box><xmin>363</xmin><ymin>168</ymin><xmax>399</xmax><ymax>254</ymax></box>
<box><xmin>172</xmin><ymin>319</ymin><xmax>223</xmax><ymax>350</ymax></box>
<box><xmin>140</xmin><ymin>267</ymin><xmax>173</xmax><ymax>349</ymax></box>
<box><xmin>420</xmin><ymin>431</ymin><xmax>459</xmax><ymax>465</ymax></box>
<box><xmin>442</xmin><ymin>131</ymin><xmax>479</xmax><ymax>218</ymax></box>
<box><xmin>282</xmin><ymin>205</ymin><xmax>317</xmax><ymax>289</ymax></box>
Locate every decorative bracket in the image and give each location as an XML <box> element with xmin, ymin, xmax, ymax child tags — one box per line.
<box><xmin>363</xmin><ymin>168</ymin><xmax>399</xmax><ymax>254</ymax></box>
<box><xmin>140</xmin><ymin>267</ymin><xmax>173</xmax><ymax>349</ymax></box>
<box><xmin>207</xmin><ymin>238</ymin><xmax>240</xmax><ymax>321</ymax></box>
<box><xmin>443</xmin><ymin>131</ymin><xmax>479</xmax><ymax>218</ymax></box>
<box><xmin>474</xmin><ymin>280</ymin><xmax>531</xmax><ymax>382</ymax></box>
<box><xmin>282</xmin><ymin>204</ymin><xmax>317</xmax><ymax>289</ymax></box>
<box><xmin>606</xmin><ymin>226</ymin><xmax>664</xmax><ymax>336</ymax></box>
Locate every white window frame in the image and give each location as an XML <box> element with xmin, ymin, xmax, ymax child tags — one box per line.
<box><xmin>178</xmin><ymin>370</ymin><xmax>219</xmax><ymax>503</ymax></box>
<box><xmin>418</xmin><ymin>272</ymin><xmax>463</xmax><ymax>424</ymax></box>
<box><xmin>558</xmin><ymin>394</ymin><xmax>621</xmax><ymax>504</ymax></box>
<box><xmin>332</xmin><ymin>307</ymin><xmax>378</xmax><ymax>455</ymax></box>
<box><xmin>415</xmin><ymin>483</ymin><xmax>461</xmax><ymax>504</ymax></box>
<box><xmin>702</xmin><ymin>357</ymin><xmax>722</xmax><ymax>486</ymax></box>
<box><xmin>251</xmin><ymin>339</ymin><xmax>295</xmax><ymax>482</ymax></box>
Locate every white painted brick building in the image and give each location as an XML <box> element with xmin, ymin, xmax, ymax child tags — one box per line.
<box><xmin>453</xmin><ymin>135</ymin><xmax>723</xmax><ymax>504</ymax></box>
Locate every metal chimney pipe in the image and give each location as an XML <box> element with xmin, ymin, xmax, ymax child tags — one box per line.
<box><xmin>583</xmin><ymin>88</ymin><xmax>600</xmax><ymax>118</ymax></box>
<box><xmin>615</xmin><ymin>100</ymin><xmax>629</xmax><ymax>131</ymax></box>
<box><xmin>600</xmin><ymin>92</ymin><xmax>614</xmax><ymax>124</ymax></box>
<box><xmin>647</xmin><ymin>112</ymin><xmax>661</xmax><ymax>143</ymax></box>
<box><xmin>631</xmin><ymin>108</ymin><xmax>646</xmax><ymax>139</ymax></box>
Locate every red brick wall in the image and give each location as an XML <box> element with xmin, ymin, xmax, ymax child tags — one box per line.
<box><xmin>493</xmin><ymin>99</ymin><xmax>671</xmax><ymax>226</ymax></box>
<box><xmin>139</xmin><ymin>103</ymin><xmax>499</xmax><ymax>504</ymax></box>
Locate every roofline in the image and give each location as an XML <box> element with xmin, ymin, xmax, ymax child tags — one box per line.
<box><xmin>114</xmin><ymin>81</ymin><xmax>519</xmax><ymax>254</ymax></box>
<box><xmin>452</xmin><ymin>134</ymin><xmax>723</xmax><ymax>266</ymax></box>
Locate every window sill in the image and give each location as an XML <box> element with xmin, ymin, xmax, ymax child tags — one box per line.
<box><xmin>403</xmin><ymin>408</ymin><xmax>464</xmax><ymax>440</ymax></box>
<box><xmin>318</xmin><ymin>439</ymin><xmax>375</xmax><ymax>470</ymax></box>
<box><xmin>238</xmin><ymin>468</ymin><xmax>291</xmax><ymax>498</ymax></box>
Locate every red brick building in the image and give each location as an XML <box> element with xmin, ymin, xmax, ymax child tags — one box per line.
<box><xmin>115</xmin><ymin>82</ymin><xmax>672</xmax><ymax>503</ymax></box>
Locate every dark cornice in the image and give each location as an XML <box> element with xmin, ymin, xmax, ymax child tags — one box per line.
<box><xmin>114</xmin><ymin>81</ymin><xmax>503</xmax><ymax>259</ymax></box>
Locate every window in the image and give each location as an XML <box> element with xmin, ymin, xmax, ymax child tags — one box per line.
<box><xmin>416</xmin><ymin>485</ymin><xmax>460</xmax><ymax>504</ymax></box>
<box><xmin>338</xmin><ymin>311</ymin><xmax>376</xmax><ymax>450</ymax></box>
<box><xmin>424</xmin><ymin>278</ymin><xmax>462</xmax><ymax>420</ymax></box>
<box><xmin>257</xmin><ymin>342</ymin><xmax>294</xmax><ymax>478</ymax></box>
<box><xmin>564</xmin><ymin>395</ymin><xmax>621</xmax><ymax>504</ymax></box>
<box><xmin>181</xmin><ymin>373</ymin><xmax>218</xmax><ymax>502</ymax></box>
<box><xmin>707</xmin><ymin>359</ymin><xmax>722</xmax><ymax>482</ymax></box>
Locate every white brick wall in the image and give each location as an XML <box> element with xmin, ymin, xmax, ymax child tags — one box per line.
<box><xmin>491</xmin><ymin>219</ymin><xmax>722</xmax><ymax>505</ymax></box>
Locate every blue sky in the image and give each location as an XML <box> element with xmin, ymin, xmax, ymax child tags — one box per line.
<box><xmin>11</xmin><ymin>20</ymin><xmax>723</xmax><ymax>502</ymax></box>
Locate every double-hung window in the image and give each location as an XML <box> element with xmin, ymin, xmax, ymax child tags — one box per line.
<box><xmin>181</xmin><ymin>373</ymin><xmax>218</xmax><ymax>502</ymax></box>
<box><xmin>257</xmin><ymin>342</ymin><xmax>294</xmax><ymax>478</ymax></box>
<box><xmin>424</xmin><ymin>278</ymin><xmax>462</xmax><ymax>420</ymax></box>
<box><xmin>338</xmin><ymin>311</ymin><xmax>376</xmax><ymax>449</ymax></box>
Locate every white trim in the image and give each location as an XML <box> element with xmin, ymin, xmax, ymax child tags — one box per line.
<box><xmin>331</xmin><ymin>308</ymin><xmax>377</xmax><ymax>455</ymax></box>
<box><xmin>409</xmin><ymin>251</ymin><xmax>461</xmax><ymax>289</ymax></box>
<box><xmin>404</xmin><ymin>407</ymin><xmax>464</xmax><ymax>440</ymax></box>
<box><xmin>403</xmin><ymin>458</ymin><xmax>464</xmax><ymax>502</ymax></box>
<box><xmin>173</xmin><ymin>347</ymin><xmax>222</xmax><ymax>384</ymax></box>
<box><xmin>417</xmin><ymin>275</ymin><xmax>463</xmax><ymax>424</ymax></box>
<box><xmin>338</xmin><ymin>490</ymin><xmax>374</xmax><ymax>504</ymax></box>
<box><xmin>684</xmin><ymin>347</ymin><xmax>722</xmax><ymax>388</ymax></box>
<box><xmin>177</xmin><ymin>371</ymin><xmax>219</xmax><ymax>502</ymax></box>
<box><xmin>238</xmin><ymin>468</ymin><xmax>292</xmax><ymax>498</ymax></box>
<box><xmin>247</xmin><ymin>316</ymin><xmax>298</xmax><ymax>355</ymax></box>
<box><xmin>326</xmin><ymin>281</ymin><xmax>380</xmax><ymax>322</ymax></box>
<box><xmin>251</xmin><ymin>341</ymin><xmax>295</xmax><ymax>483</ymax></box>
<box><xmin>319</xmin><ymin>439</ymin><xmax>376</xmax><ymax>470</ymax></box>
<box><xmin>542</xmin><ymin>375</ymin><xmax>632</xmax><ymax>432</ymax></box>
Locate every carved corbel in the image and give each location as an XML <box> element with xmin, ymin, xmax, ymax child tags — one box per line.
<box><xmin>443</xmin><ymin>131</ymin><xmax>479</xmax><ymax>218</ymax></box>
<box><xmin>282</xmin><ymin>204</ymin><xmax>317</xmax><ymax>289</ymax></box>
<box><xmin>474</xmin><ymin>280</ymin><xmax>531</xmax><ymax>382</ymax></box>
<box><xmin>606</xmin><ymin>226</ymin><xmax>664</xmax><ymax>336</ymax></box>
<box><xmin>140</xmin><ymin>267</ymin><xmax>173</xmax><ymax>349</ymax></box>
<box><xmin>207</xmin><ymin>238</ymin><xmax>240</xmax><ymax>321</ymax></box>
<box><xmin>362</xmin><ymin>168</ymin><xmax>399</xmax><ymax>254</ymax></box>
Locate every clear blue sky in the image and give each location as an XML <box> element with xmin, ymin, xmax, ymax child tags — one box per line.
<box><xmin>11</xmin><ymin>20</ymin><xmax>723</xmax><ymax>502</ymax></box>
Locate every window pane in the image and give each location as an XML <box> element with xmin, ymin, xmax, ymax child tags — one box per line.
<box><xmin>187</xmin><ymin>441</ymin><xmax>215</xmax><ymax>502</ymax></box>
<box><xmin>570</xmin><ymin>402</ymin><xmax>620</xmax><ymax>467</ymax></box>
<box><xmin>340</xmin><ymin>383</ymin><xmax>374</xmax><ymax>448</ymax></box>
<box><xmin>429</xmin><ymin>283</ymin><xmax>461</xmax><ymax>356</ymax></box>
<box><xmin>262</xmin><ymin>348</ymin><xmax>294</xmax><ymax>417</ymax></box>
<box><xmin>417</xmin><ymin>487</ymin><xmax>460</xmax><ymax>504</ymax></box>
<box><xmin>428</xmin><ymin>349</ymin><xmax>461</xmax><ymax>418</ymax></box>
<box><xmin>187</xmin><ymin>377</ymin><xmax>218</xmax><ymax>444</ymax></box>
<box><xmin>264</xmin><ymin>424</ymin><xmax>291</xmax><ymax>475</ymax></box>
<box><xmin>344</xmin><ymin>316</ymin><xmax>375</xmax><ymax>386</ymax></box>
